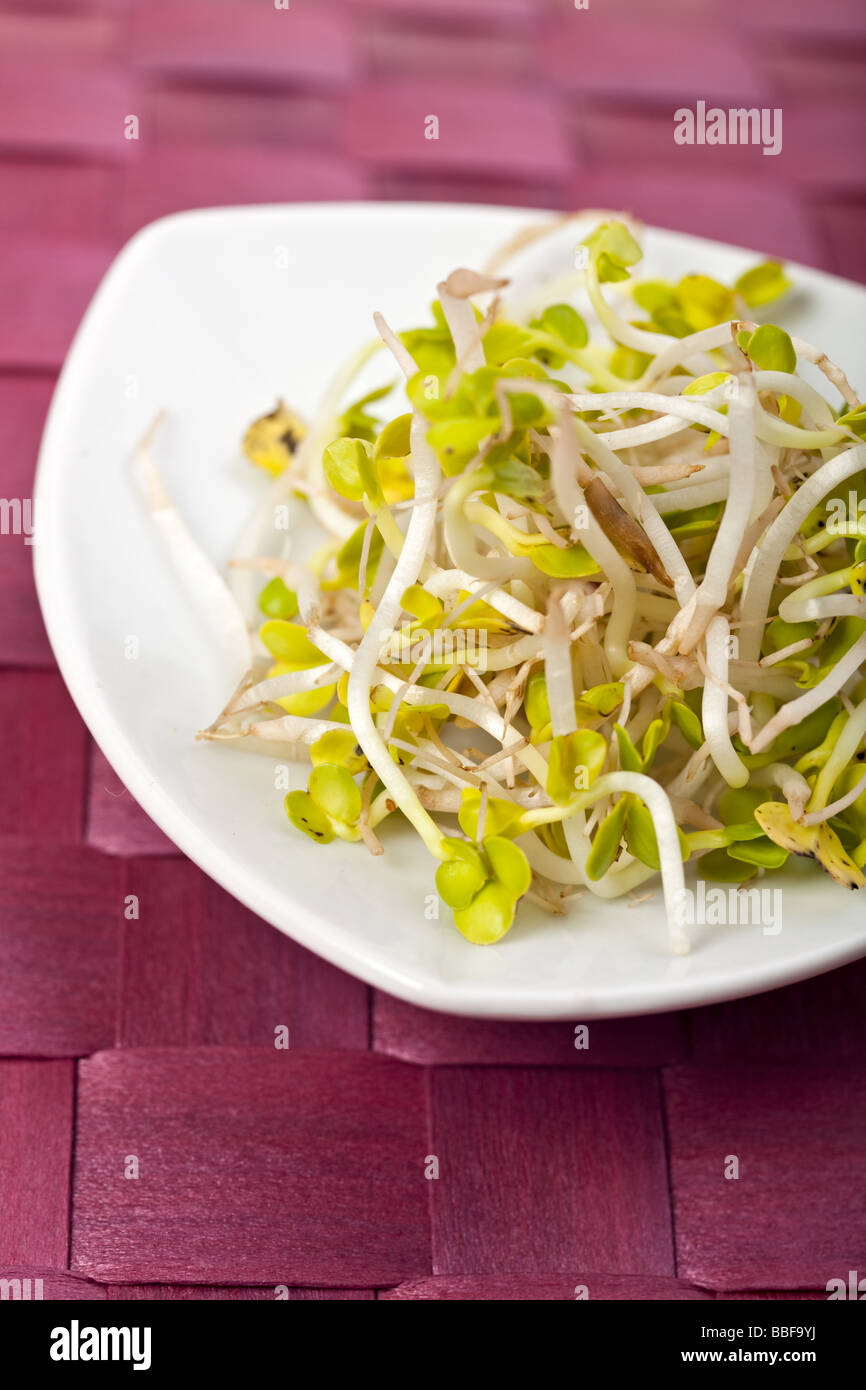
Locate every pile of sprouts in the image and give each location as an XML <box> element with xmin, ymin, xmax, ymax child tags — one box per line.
<box><xmin>143</xmin><ymin>215</ymin><xmax>866</xmax><ymax>952</ymax></box>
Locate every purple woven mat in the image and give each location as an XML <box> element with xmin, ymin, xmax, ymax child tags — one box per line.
<box><xmin>1</xmin><ymin>0</ymin><xmax>865</xmax><ymax>1299</ymax></box>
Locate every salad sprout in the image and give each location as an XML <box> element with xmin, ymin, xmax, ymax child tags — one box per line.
<box><xmin>142</xmin><ymin>214</ymin><xmax>866</xmax><ymax>952</ymax></box>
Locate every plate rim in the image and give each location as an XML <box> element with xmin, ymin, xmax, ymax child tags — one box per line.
<box><xmin>33</xmin><ymin>199</ymin><xmax>866</xmax><ymax>1019</ymax></box>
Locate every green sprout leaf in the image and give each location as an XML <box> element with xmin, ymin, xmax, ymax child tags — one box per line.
<box><xmin>338</xmin><ymin>383</ymin><xmax>394</xmax><ymax>444</ymax></box>
<box><xmin>528</xmin><ymin>303</ymin><xmax>589</xmax><ymax>364</ymax></box>
<box><xmin>310</xmin><ymin>730</ymin><xmax>367</xmax><ymax>775</ymax></box>
<box><xmin>734</xmin><ymin>261</ymin><xmax>791</xmax><ymax>309</ymax></box>
<box><xmin>585</xmin><ymin>797</ymin><xmax>629</xmax><ymax>881</ymax></box>
<box><xmin>400</xmin><ymin>584</ymin><xmax>442</xmax><ymax>625</ymax></box>
<box><xmin>484</xmin><ymin>836</ymin><xmax>532</xmax><ymax>898</ymax></box>
<box><xmin>426</xmin><ymin>416</ymin><xmax>495</xmax><ymax>474</ymax></box>
<box><xmin>727</xmin><ymin>838</ymin><xmax>789</xmax><ymax>869</ymax></box>
<box><xmin>633</xmin><ymin>281</ymin><xmax>676</xmax><ymax>315</ymax></box>
<box><xmin>670</xmin><ymin>700</ymin><xmax>703</xmax><ymax>750</ymax></box>
<box><xmin>717</xmin><ymin>785</ymin><xmax>767</xmax><ymax>826</ymax></box>
<box><xmin>435</xmin><ymin>837</ymin><xmax>488</xmax><ymax>910</ymax></box>
<box><xmin>528</xmin><ymin>542</ymin><xmax>601</xmax><ymax>579</ymax></box>
<box><xmin>399</xmin><ymin>301</ymin><xmax>456</xmax><ymax>377</ymax></box>
<box><xmin>322</xmin><ymin>436</ymin><xmax>373</xmax><ymax>502</ymax></box>
<box><xmin>482</xmin><ymin>320</ymin><xmax>536</xmax><ymax>366</ymax></box>
<box><xmin>614</xmin><ymin>714</ymin><xmax>671</xmax><ymax>776</ymax></box>
<box><xmin>458</xmin><ymin>789</ymin><xmax>523</xmax><ymax>840</ymax></box>
<box><xmin>576</xmin><ymin>682</ymin><xmax>624</xmax><ymax>718</ymax></box>
<box><xmin>487</xmin><ymin>458</ymin><xmax>547</xmax><ymax>500</ymax></box>
<box><xmin>741</xmin><ymin>324</ymin><xmax>797</xmax><ymax>374</ymax></box>
<box><xmin>610</xmin><ymin>344</ymin><xmax>651</xmax><ymax>380</ymax></box>
<box><xmin>525</xmin><ymin>672</ymin><xmax>551</xmax><ymax>742</ymax></box>
<box><xmin>270</xmin><ymin>680</ymin><xmax>336</xmax><ymax>718</ymax></box>
<box><xmin>581</xmin><ymin>221</ymin><xmax>643</xmax><ymax>283</ymax></box>
<box><xmin>724</xmin><ymin>821</ymin><xmax>769</xmax><ymax>843</ymax></box>
<box><xmin>373</xmin><ymin>413</ymin><xmax>414</xmax><ymax>502</ymax></box>
<box><xmin>641</xmin><ymin>714</ymin><xmax>670</xmax><ymax>770</ymax></box>
<box><xmin>837</xmin><ymin>404</ymin><xmax>866</xmax><ymax>440</ymax></box>
<box><xmin>373</xmin><ymin>412</ymin><xmax>412</xmax><ymax>461</ymax></box>
<box><xmin>285</xmin><ymin>791</ymin><xmax>334</xmax><ymax>844</ymax></box>
<box><xmin>539</xmin><ymin>303</ymin><xmax>589</xmax><ymax>349</ymax></box>
<box><xmin>547</xmin><ymin>729</ymin><xmax>608</xmax><ymax>803</ymax></box>
<box><xmin>697</xmin><ymin>848</ymin><xmax>757</xmax><ymax>884</ymax></box>
<box><xmin>308</xmin><ymin>764</ymin><xmax>362</xmax><ymax>827</ymax></box>
<box><xmin>675</xmin><ymin>275</ymin><xmax>734</xmax><ymax>330</ymax></box>
<box><xmin>258</xmin><ymin>576</ymin><xmax>299</xmax><ymax>621</ymax></box>
<box><xmin>683</xmin><ymin>372</ymin><xmax>731</xmax><ymax>397</ymax></box>
<box><xmin>648</xmin><ymin>307</ymin><xmax>694</xmax><ymax>338</ymax></box>
<box><xmin>260</xmin><ymin>620</ymin><xmax>329</xmax><ymax>670</ymax></box>
<box><xmin>329</xmin><ymin>519</ymin><xmax>384</xmax><ymax>593</ymax></box>
<box><xmin>453</xmin><ymin>882</ymin><xmax>516</xmax><ymax>945</ymax></box>
<box><xmin>624</xmin><ymin>797</ymin><xmax>660</xmax><ymax>868</ymax></box>
<box><xmin>625</xmin><ymin>797</ymin><xmax>689</xmax><ymax>870</ymax></box>
<box><xmin>614</xmin><ymin>723</ymin><xmax>643</xmax><ymax>775</ymax></box>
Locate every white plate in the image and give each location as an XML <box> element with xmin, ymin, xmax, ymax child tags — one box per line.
<box><xmin>34</xmin><ymin>202</ymin><xmax>866</xmax><ymax>1019</ymax></box>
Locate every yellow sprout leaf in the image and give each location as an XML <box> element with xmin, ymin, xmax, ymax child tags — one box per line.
<box><xmin>378</xmin><ymin>455</ymin><xmax>414</xmax><ymax>503</ymax></box>
<box><xmin>260</xmin><ymin>620</ymin><xmax>328</xmax><ymax>670</ymax></box>
<box><xmin>754</xmin><ymin>801</ymin><xmax>865</xmax><ymax>890</ymax></box>
<box><xmin>375</xmin><ymin>414</ymin><xmax>415</xmax><ymax>502</ymax></box>
<box><xmin>242</xmin><ymin>400</ymin><xmax>306</xmax><ymax>476</ymax></box>
<box><xmin>267</xmin><ymin>664</ymin><xmax>336</xmax><ymax>716</ymax></box>
<box><xmin>453</xmin><ymin>882</ymin><xmax>516</xmax><ymax>945</ymax></box>
<box><xmin>276</xmin><ymin>688</ymin><xmax>336</xmax><ymax>716</ymax></box>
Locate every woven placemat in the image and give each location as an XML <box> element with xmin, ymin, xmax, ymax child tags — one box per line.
<box><xmin>1</xmin><ymin>0</ymin><xmax>865</xmax><ymax>1299</ymax></box>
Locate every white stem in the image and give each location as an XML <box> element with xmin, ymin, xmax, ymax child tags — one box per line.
<box><xmin>346</xmin><ymin>411</ymin><xmax>444</xmax><ymax>853</ymax></box>
<box><xmin>138</xmin><ymin>446</ymin><xmax>251</xmax><ymax>680</ymax></box>
<box><xmin>641</xmin><ymin>322</ymin><xmax>739</xmax><ymax>388</ymax></box>
<box><xmin>234</xmin><ymin>663</ymin><xmax>339</xmax><ymax>709</ymax></box>
<box><xmin>802</xmin><ymin>770</ymin><xmax>866</xmax><ymax>826</ymax></box>
<box><xmin>749</xmin><ymin>633</ymin><xmax>866</xmax><ymax>754</ymax></box>
<box><xmin>752</xmin><ymin>762</ymin><xmax>811</xmax><ymax>820</ymax></box>
<box><xmin>424</xmin><ymin>567</ymin><xmax>543</xmax><ymax>633</ymax></box>
<box><xmin>575</xmin><ymin>771</ymin><xmax>689</xmax><ymax>954</ymax></box>
<box><xmin>779</xmin><ymin>594</ymin><xmax>866</xmax><ymax>623</ymax></box>
<box><xmin>809</xmin><ymin>699</ymin><xmax>866</xmax><ymax>812</ymax></box>
<box><xmin>702</xmin><ymin>616</ymin><xmax>748</xmax><ymax>787</ymax></box>
<box><xmin>549</xmin><ymin>410</ymin><xmax>635</xmax><ymax>676</ymax></box>
<box><xmin>679</xmin><ymin>376</ymin><xmax>757</xmax><ymax>651</ymax></box>
<box><xmin>739</xmin><ymin>444</ymin><xmax>866</xmax><ymax>665</ymax></box>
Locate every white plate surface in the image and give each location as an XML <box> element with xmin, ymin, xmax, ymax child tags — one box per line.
<box><xmin>34</xmin><ymin>202</ymin><xmax>866</xmax><ymax>1018</ymax></box>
